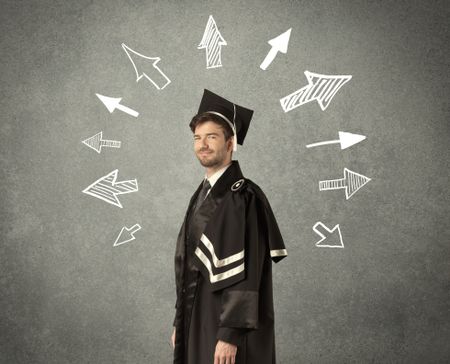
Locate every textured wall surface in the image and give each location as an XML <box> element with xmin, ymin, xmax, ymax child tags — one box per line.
<box><xmin>0</xmin><ymin>0</ymin><xmax>449</xmax><ymax>363</ymax></box>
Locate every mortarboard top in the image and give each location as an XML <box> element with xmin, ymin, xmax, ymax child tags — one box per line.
<box><xmin>196</xmin><ymin>89</ymin><xmax>254</xmax><ymax>151</ymax></box>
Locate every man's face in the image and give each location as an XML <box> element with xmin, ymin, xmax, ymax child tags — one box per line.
<box><xmin>194</xmin><ymin>121</ymin><xmax>232</xmax><ymax>168</ymax></box>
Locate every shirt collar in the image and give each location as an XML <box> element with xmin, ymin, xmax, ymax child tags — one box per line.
<box><xmin>204</xmin><ymin>162</ymin><xmax>232</xmax><ymax>188</ymax></box>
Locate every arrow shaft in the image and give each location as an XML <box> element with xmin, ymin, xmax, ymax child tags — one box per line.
<box><xmin>319</xmin><ymin>178</ymin><xmax>346</xmax><ymax>191</ymax></box>
<box><xmin>306</xmin><ymin>139</ymin><xmax>339</xmax><ymax>148</ymax></box>
<box><xmin>260</xmin><ymin>47</ymin><xmax>278</xmax><ymax>70</ymax></box>
<box><xmin>128</xmin><ymin>224</ymin><xmax>141</xmax><ymax>235</ymax></box>
<box><xmin>101</xmin><ymin>139</ymin><xmax>121</xmax><ymax>148</ymax></box>
<box><xmin>117</xmin><ymin>103</ymin><xmax>139</xmax><ymax>117</ymax></box>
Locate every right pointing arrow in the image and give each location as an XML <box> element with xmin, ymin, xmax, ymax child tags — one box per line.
<box><xmin>313</xmin><ymin>222</ymin><xmax>344</xmax><ymax>248</ymax></box>
<box><xmin>306</xmin><ymin>131</ymin><xmax>366</xmax><ymax>150</ymax></box>
<box><xmin>319</xmin><ymin>168</ymin><xmax>371</xmax><ymax>200</ymax></box>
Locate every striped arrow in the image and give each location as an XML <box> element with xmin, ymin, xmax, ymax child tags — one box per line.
<box><xmin>319</xmin><ymin>168</ymin><xmax>371</xmax><ymax>200</ymax></box>
<box><xmin>280</xmin><ymin>71</ymin><xmax>352</xmax><ymax>112</ymax></box>
<box><xmin>82</xmin><ymin>169</ymin><xmax>138</xmax><ymax>208</ymax></box>
<box><xmin>198</xmin><ymin>15</ymin><xmax>227</xmax><ymax>69</ymax></box>
<box><xmin>82</xmin><ymin>131</ymin><xmax>121</xmax><ymax>154</ymax></box>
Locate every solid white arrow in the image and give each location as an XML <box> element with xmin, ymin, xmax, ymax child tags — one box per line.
<box><xmin>306</xmin><ymin>131</ymin><xmax>366</xmax><ymax>150</ymax></box>
<box><xmin>260</xmin><ymin>28</ymin><xmax>292</xmax><ymax>70</ymax></box>
<box><xmin>114</xmin><ymin>224</ymin><xmax>142</xmax><ymax>247</ymax></box>
<box><xmin>96</xmin><ymin>93</ymin><xmax>139</xmax><ymax>117</ymax></box>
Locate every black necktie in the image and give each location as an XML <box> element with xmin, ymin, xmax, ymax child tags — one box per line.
<box><xmin>193</xmin><ymin>179</ymin><xmax>211</xmax><ymax>214</ymax></box>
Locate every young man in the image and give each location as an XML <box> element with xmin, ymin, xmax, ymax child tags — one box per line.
<box><xmin>172</xmin><ymin>89</ymin><xmax>287</xmax><ymax>364</ymax></box>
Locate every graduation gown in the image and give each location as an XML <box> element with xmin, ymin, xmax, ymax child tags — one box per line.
<box><xmin>173</xmin><ymin>160</ymin><xmax>287</xmax><ymax>364</ymax></box>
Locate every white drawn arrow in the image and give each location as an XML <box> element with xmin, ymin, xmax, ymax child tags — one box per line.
<box><xmin>306</xmin><ymin>131</ymin><xmax>366</xmax><ymax>150</ymax></box>
<box><xmin>260</xmin><ymin>28</ymin><xmax>292</xmax><ymax>70</ymax></box>
<box><xmin>198</xmin><ymin>15</ymin><xmax>227</xmax><ymax>69</ymax></box>
<box><xmin>319</xmin><ymin>168</ymin><xmax>371</xmax><ymax>200</ymax></box>
<box><xmin>313</xmin><ymin>222</ymin><xmax>344</xmax><ymax>248</ymax></box>
<box><xmin>96</xmin><ymin>93</ymin><xmax>139</xmax><ymax>117</ymax></box>
<box><xmin>114</xmin><ymin>223</ymin><xmax>142</xmax><ymax>247</ymax></box>
<box><xmin>121</xmin><ymin>43</ymin><xmax>171</xmax><ymax>90</ymax></box>
<box><xmin>280</xmin><ymin>71</ymin><xmax>352</xmax><ymax>112</ymax></box>
<box><xmin>82</xmin><ymin>131</ymin><xmax>121</xmax><ymax>154</ymax></box>
<box><xmin>82</xmin><ymin>169</ymin><xmax>138</xmax><ymax>208</ymax></box>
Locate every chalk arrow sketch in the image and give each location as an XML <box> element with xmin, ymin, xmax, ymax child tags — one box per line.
<box><xmin>198</xmin><ymin>15</ymin><xmax>227</xmax><ymax>69</ymax></box>
<box><xmin>260</xmin><ymin>28</ymin><xmax>292</xmax><ymax>70</ymax></box>
<box><xmin>82</xmin><ymin>169</ymin><xmax>138</xmax><ymax>208</ymax></box>
<box><xmin>82</xmin><ymin>131</ymin><xmax>121</xmax><ymax>154</ymax></box>
<box><xmin>114</xmin><ymin>223</ymin><xmax>142</xmax><ymax>247</ymax></box>
<box><xmin>306</xmin><ymin>131</ymin><xmax>366</xmax><ymax>150</ymax></box>
<box><xmin>319</xmin><ymin>168</ymin><xmax>371</xmax><ymax>200</ymax></box>
<box><xmin>96</xmin><ymin>93</ymin><xmax>139</xmax><ymax>117</ymax></box>
<box><xmin>313</xmin><ymin>222</ymin><xmax>344</xmax><ymax>248</ymax></box>
<box><xmin>280</xmin><ymin>71</ymin><xmax>352</xmax><ymax>112</ymax></box>
<box><xmin>121</xmin><ymin>43</ymin><xmax>171</xmax><ymax>90</ymax></box>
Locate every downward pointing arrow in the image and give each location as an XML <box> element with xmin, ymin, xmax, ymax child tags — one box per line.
<box><xmin>306</xmin><ymin>131</ymin><xmax>366</xmax><ymax>150</ymax></box>
<box><xmin>260</xmin><ymin>28</ymin><xmax>292</xmax><ymax>70</ymax></box>
<box><xmin>313</xmin><ymin>222</ymin><xmax>344</xmax><ymax>248</ymax></box>
<box><xmin>114</xmin><ymin>224</ymin><xmax>142</xmax><ymax>247</ymax></box>
<box><xmin>96</xmin><ymin>93</ymin><xmax>139</xmax><ymax>117</ymax></box>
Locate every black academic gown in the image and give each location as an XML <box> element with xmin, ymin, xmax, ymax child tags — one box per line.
<box><xmin>173</xmin><ymin>160</ymin><xmax>287</xmax><ymax>364</ymax></box>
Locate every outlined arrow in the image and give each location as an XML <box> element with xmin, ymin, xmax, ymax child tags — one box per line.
<box><xmin>260</xmin><ymin>28</ymin><xmax>292</xmax><ymax>70</ymax></box>
<box><xmin>96</xmin><ymin>93</ymin><xmax>139</xmax><ymax>117</ymax></box>
<box><xmin>319</xmin><ymin>168</ymin><xmax>371</xmax><ymax>200</ymax></box>
<box><xmin>114</xmin><ymin>223</ymin><xmax>142</xmax><ymax>247</ymax></box>
<box><xmin>121</xmin><ymin>43</ymin><xmax>171</xmax><ymax>90</ymax></box>
<box><xmin>82</xmin><ymin>169</ymin><xmax>138</xmax><ymax>208</ymax></box>
<box><xmin>198</xmin><ymin>15</ymin><xmax>227</xmax><ymax>69</ymax></box>
<box><xmin>313</xmin><ymin>222</ymin><xmax>344</xmax><ymax>248</ymax></box>
<box><xmin>280</xmin><ymin>71</ymin><xmax>352</xmax><ymax>112</ymax></box>
<box><xmin>82</xmin><ymin>131</ymin><xmax>121</xmax><ymax>154</ymax></box>
<box><xmin>306</xmin><ymin>131</ymin><xmax>366</xmax><ymax>150</ymax></box>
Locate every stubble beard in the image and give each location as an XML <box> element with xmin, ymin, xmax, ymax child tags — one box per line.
<box><xmin>196</xmin><ymin>149</ymin><xmax>226</xmax><ymax>168</ymax></box>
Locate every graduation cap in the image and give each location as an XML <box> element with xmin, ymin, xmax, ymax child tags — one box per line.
<box><xmin>195</xmin><ymin>89</ymin><xmax>254</xmax><ymax>151</ymax></box>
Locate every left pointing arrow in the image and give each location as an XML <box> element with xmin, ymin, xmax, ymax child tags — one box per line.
<box><xmin>96</xmin><ymin>93</ymin><xmax>139</xmax><ymax>117</ymax></box>
<box><xmin>82</xmin><ymin>131</ymin><xmax>121</xmax><ymax>154</ymax></box>
<box><xmin>82</xmin><ymin>169</ymin><xmax>138</xmax><ymax>208</ymax></box>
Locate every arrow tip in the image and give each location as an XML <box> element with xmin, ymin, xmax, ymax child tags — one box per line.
<box><xmin>268</xmin><ymin>28</ymin><xmax>292</xmax><ymax>53</ymax></box>
<box><xmin>96</xmin><ymin>93</ymin><xmax>122</xmax><ymax>113</ymax></box>
<box><xmin>339</xmin><ymin>131</ymin><xmax>367</xmax><ymax>150</ymax></box>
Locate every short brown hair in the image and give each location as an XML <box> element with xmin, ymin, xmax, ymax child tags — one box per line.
<box><xmin>189</xmin><ymin>112</ymin><xmax>234</xmax><ymax>141</ymax></box>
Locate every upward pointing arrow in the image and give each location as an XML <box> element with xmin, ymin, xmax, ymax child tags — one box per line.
<box><xmin>121</xmin><ymin>43</ymin><xmax>171</xmax><ymax>90</ymax></box>
<box><xmin>198</xmin><ymin>15</ymin><xmax>227</xmax><ymax>69</ymax></box>
<box><xmin>260</xmin><ymin>28</ymin><xmax>292</xmax><ymax>70</ymax></box>
<box><xmin>96</xmin><ymin>93</ymin><xmax>139</xmax><ymax>117</ymax></box>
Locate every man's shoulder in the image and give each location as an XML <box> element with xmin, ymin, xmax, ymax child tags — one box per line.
<box><xmin>229</xmin><ymin>177</ymin><xmax>269</xmax><ymax>203</ymax></box>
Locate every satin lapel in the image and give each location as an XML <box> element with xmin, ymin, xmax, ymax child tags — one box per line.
<box><xmin>174</xmin><ymin>181</ymin><xmax>204</xmax><ymax>287</ymax></box>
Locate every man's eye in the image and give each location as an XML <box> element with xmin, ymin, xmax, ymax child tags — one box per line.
<box><xmin>208</xmin><ymin>135</ymin><xmax>216</xmax><ymax>139</ymax></box>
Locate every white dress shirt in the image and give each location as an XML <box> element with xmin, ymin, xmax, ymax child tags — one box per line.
<box><xmin>204</xmin><ymin>162</ymin><xmax>232</xmax><ymax>197</ymax></box>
